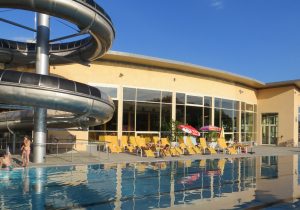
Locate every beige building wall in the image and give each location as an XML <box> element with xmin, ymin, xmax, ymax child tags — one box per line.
<box><xmin>51</xmin><ymin>62</ymin><xmax>257</xmax><ymax>104</ymax></box>
<box><xmin>257</xmin><ymin>86</ymin><xmax>297</xmax><ymax>146</ymax></box>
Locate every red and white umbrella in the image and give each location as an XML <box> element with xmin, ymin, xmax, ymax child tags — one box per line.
<box><xmin>177</xmin><ymin>124</ymin><xmax>200</xmax><ymax>136</ymax></box>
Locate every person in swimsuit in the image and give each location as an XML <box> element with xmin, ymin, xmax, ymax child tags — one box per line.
<box><xmin>21</xmin><ymin>135</ymin><xmax>31</xmax><ymax>167</ymax></box>
<box><xmin>1</xmin><ymin>153</ymin><xmax>12</xmax><ymax>169</ymax></box>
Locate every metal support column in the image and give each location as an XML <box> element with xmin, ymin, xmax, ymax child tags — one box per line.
<box><xmin>33</xmin><ymin>13</ymin><xmax>50</xmax><ymax>163</ymax></box>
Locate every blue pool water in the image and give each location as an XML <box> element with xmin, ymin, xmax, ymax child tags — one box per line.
<box><xmin>0</xmin><ymin>156</ymin><xmax>299</xmax><ymax>209</ymax></box>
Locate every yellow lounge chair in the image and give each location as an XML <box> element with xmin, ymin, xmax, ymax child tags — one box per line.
<box><xmin>179</xmin><ymin>142</ymin><xmax>196</xmax><ymax>155</ymax></box>
<box><xmin>161</xmin><ymin>137</ymin><xmax>178</xmax><ymax>156</ymax></box>
<box><xmin>186</xmin><ymin>137</ymin><xmax>202</xmax><ymax>154</ymax></box>
<box><xmin>101</xmin><ymin>135</ymin><xmax>122</xmax><ymax>153</ymax></box>
<box><xmin>199</xmin><ymin>138</ymin><xmax>217</xmax><ymax>154</ymax></box>
<box><xmin>174</xmin><ymin>147</ymin><xmax>184</xmax><ymax>155</ymax></box>
<box><xmin>120</xmin><ymin>136</ymin><xmax>135</xmax><ymax>152</ymax></box>
<box><xmin>135</xmin><ymin>136</ymin><xmax>155</xmax><ymax>157</ymax></box>
<box><xmin>178</xmin><ymin>137</ymin><xmax>196</xmax><ymax>155</ymax></box>
<box><xmin>217</xmin><ymin>138</ymin><xmax>238</xmax><ymax>154</ymax></box>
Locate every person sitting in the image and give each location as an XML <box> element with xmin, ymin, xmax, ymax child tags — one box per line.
<box><xmin>2</xmin><ymin>153</ymin><xmax>12</xmax><ymax>169</ymax></box>
<box><xmin>161</xmin><ymin>144</ymin><xmax>171</xmax><ymax>157</ymax></box>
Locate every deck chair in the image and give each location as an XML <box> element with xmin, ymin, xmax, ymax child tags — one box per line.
<box><xmin>129</xmin><ymin>136</ymin><xmax>138</xmax><ymax>147</ymax></box>
<box><xmin>135</xmin><ymin>136</ymin><xmax>155</xmax><ymax>157</ymax></box>
<box><xmin>154</xmin><ymin>137</ymin><xmax>174</xmax><ymax>157</ymax></box>
<box><xmin>120</xmin><ymin>136</ymin><xmax>135</xmax><ymax>153</ymax></box>
<box><xmin>186</xmin><ymin>137</ymin><xmax>201</xmax><ymax>154</ymax></box>
<box><xmin>103</xmin><ymin>135</ymin><xmax>122</xmax><ymax>153</ymax></box>
<box><xmin>180</xmin><ymin>142</ymin><xmax>196</xmax><ymax>155</ymax></box>
<box><xmin>199</xmin><ymin>138</ymin><xmax>217</xmax><ymax>154</ymax></box>
<box><xmin>170</xmin><ymin>148</ymin><xmax>180</xmax><ymax>156</ymax></box>
<box><xmin>153</xmin><ymin>136</ymin><xmax>160</xmax><ymax>144</ymax></box>
<box><xmin>217</xmin><ymin>138</ymin><xmax>238</xmax><ymax>154</ymax></box>
<box><xmin>174</xmin><ymin>146</ymin><xmax>183</xmax><ymax>155</ymax></box>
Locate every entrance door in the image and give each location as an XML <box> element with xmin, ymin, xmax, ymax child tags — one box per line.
<box><xmin>261</xmin><ymin>114</ymin><xmax>278</xmax><ymax>145</ymax></box>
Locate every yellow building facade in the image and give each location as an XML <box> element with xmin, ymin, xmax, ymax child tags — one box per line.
<box><xmin>51</xmin><ymin>51</ymin><xmax>300</xmax><ymax>147</ymax></box>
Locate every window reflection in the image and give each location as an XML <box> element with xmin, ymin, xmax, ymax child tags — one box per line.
<box><xmin>261</xmin><ymin>156</ymin><xmax>278</xmax><ymax>179</ymax></box>
<box><xmin>204</xmin><ymin>96</ymin><xmax>212</xmax><ymax>107</ymax></box>
<box><xmin>123</xmin><ymin>101</ymin><xmax>135</xmax><ymax>131</ymax></box>
<box><xmin>137</xmin><ymin>89</ymin><xmax>161</xmax><ymax>102</ymax></box>
<box><xmin>94</xmin><ymin>86</ymin><xmax>117</xmax><ymax>98</ymax></box>
<box><xmin>222</xmin><ymin>99</ymin><xmax>233</xmax><ymax>109</ymax></box>
<box><xmin>204</xmin><ymin>107</ymin><xmax>211</xmax><ymax>126</ymax></box>
<box><xmin>136</xmin><ymin>102</ymin><xmax>160</xmax><ymax>131</ymax></box>
<box><xmin>162</xmin><ymin>91</ymin><xmax>172</xmax><ymax>103</ymax></box>
<box><xmin>187</xmin><ymin>95</ymin><xmax>203</xmax><ymax>105</ymax></box>
<box><xmin>186</xmin><ymin>106</ymin><xmax>203</xmax><ymax>129</ymax></box>
<box><xmin>176</xmin><ymin>93</ymin><xmax>185</xmax><ymax>104</ymax></box>
<box><xmin>176</xmin><ymin>105</ymin><xmax>185</xmax><ymax>123</ymax></box>
<box><xmin>123</xmin><ymin>87</ymin><xmax>136</xmax><ymax>101</ymax></box>
<box><xmin>161</xmin><ymin>104</ymin><xmax>172</xmax><ymax>131</ymax></box>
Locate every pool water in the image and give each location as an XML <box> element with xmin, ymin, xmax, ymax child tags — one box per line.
<box><xmin>0</xmin><ymin>155</ymin><xmax>299</xmax><ymax>209</ymax></box>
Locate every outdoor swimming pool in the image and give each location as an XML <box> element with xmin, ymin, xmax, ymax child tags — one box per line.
<box><xmin>0</xmin><ymin>155</ymin><xmax>299</xmax><ymax>209</ymax></box>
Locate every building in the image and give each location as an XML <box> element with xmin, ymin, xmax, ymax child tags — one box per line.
<box><xmin>47</xmin><ymin>51</ymin><xmax>300</xmax><ymax>147</ymax></box>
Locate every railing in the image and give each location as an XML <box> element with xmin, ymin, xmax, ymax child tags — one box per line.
<box><xmin>33</xmin><ymin>141</ymin><xmax>111</xmax><ymax>163</ymax></box>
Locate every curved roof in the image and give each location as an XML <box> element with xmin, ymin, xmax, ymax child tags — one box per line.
<box><xmin>99</xmin><ymin>51</ymin><xmax>266</xmax><ymax>89</ymax></box>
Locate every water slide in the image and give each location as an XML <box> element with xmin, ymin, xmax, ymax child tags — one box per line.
<box><xmin>0</xmin><ymin>0</ymin><xmax>115</xmax><ymax>130</ymax></box>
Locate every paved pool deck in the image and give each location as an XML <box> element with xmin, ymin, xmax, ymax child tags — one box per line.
<box><xmin>10</xmin><ymin>145</ymin><xmax>300</xmax><ymax>168</ymax></box>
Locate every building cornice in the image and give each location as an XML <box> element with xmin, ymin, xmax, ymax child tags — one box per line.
<box><xmin>97</xmin><ymin>51</ymin><xmax>266</xmax><ymax>89</ymax></box>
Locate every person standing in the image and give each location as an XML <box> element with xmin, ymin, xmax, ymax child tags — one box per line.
<box><xmin>21</xmin><ymin>135</ymin><xmax>31</xmax><ymax>167</ymax></box>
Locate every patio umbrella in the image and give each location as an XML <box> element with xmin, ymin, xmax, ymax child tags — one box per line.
<box><xmin>219</xmin><ymin>127</ymin><xmax>225</xmax><ymax>138</ymax></box>
<box><xmin>177</xmin><ymin>124</ymin><xmax>200</xmax><ymax>136</ymax></box>
<box><xmin>199</xmin><ymin>125</ymin><xmax>221</xmax><ymax>132</ymax></box>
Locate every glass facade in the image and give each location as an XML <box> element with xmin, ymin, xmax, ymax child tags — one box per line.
<box><xmin>122</xmin><ymin>87</ymin><xmax>172</xmax><ymax>135</ymax></box>
<box><xmin>176</xmin><ymin>93</ymin><xmax>212</xmax><ymax>131</ymax></box>
<box><xmin>214</xmin><ymin>98</ymin><xmax>240</xmax><ymax>141</ymax></box>
<box><xmin>90</xmin><ymin>85</ymin><xmax>258</xmax><ymax>143</ymax></box>
<box><xmin>241</xmin><ymin>103</ymin><xmax>257</xmax><ymax>142</ymax></box>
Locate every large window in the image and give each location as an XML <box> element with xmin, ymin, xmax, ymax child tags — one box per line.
<box><xmin>176</xmin><ymin>93</ymin><xmax>212</xmax><ymax>130</ymax></box>
<box><xmin>89</xmin><ymin>86</ymin><xmax>118</xmax><ymax>140</ymax></box>
<box><xmin>241</xmin><ymin>103</ymin><xmax>257</xmax><ymax>142</ymax></box>
<box><xmin>214</xmin><ymin>98</ymin><xmax>239</xmax><ymax>141</ymax></box>
<box><xmin>122</xmin><ymin>88</ymin><xmax>172</xmax><ymax>134</ymax></box>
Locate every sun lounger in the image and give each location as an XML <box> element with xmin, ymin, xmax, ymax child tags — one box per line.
<box><xmin>100</xmin><ymin>135</ymin><xmax>122</xmax><ymax>153</ymax></box>
<box><xmin>217</xmin><ymin>138</ymin><xmax>238</xmax><ymax>154</ymax></box>
<box><xmin>186</xmin><ymin>137</ymin><xmax>202</xmax><ymax>154</ymax></box>
<box><xmin>135</xmin><ymin>136</ymin><xmax>155</xmax><ymax>157</ymax></box>
<box><xmin>120</xmin><ymin>136</ymin><xmax>135</xmax><ymax>152</ymax></box>
<box><xmin>199</xmin><ymin>138</ymin><xmax>217</xmax><ymax>154</ymax></box>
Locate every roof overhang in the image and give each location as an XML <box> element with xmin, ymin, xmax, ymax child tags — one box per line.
<box><xmin>264</xmin><ymin>79</ymin><xmax>300</xmax><ymax>90</ymax></box>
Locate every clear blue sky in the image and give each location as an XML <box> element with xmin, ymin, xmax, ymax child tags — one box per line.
<box><xmin>1</xmin><ymin>0</ymin><xmax>300</xmax><ymax>83</ymax></box>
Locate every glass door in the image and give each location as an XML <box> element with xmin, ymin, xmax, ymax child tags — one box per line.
<box><xmin>261</xmin><ymin>114</ymin><xmax>278</xmax><ymax>145</ymax></box>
